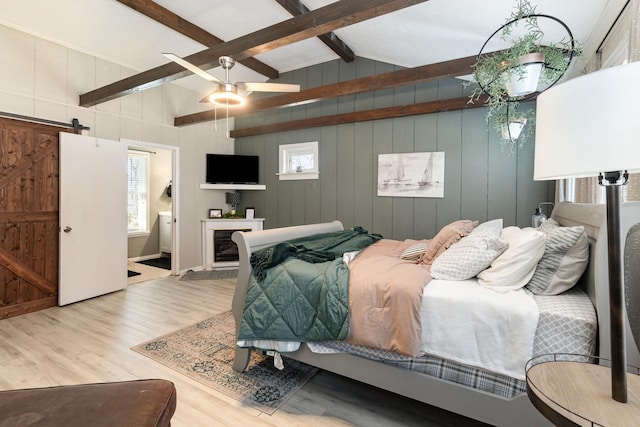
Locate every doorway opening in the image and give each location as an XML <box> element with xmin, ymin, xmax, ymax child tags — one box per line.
<box><xmin>123</xmin><ymin>138</ymin><xmax>180</xmax><ymax>280</ymax></box>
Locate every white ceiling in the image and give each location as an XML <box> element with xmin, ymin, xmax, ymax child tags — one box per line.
<box><xmin>0</xmin><ymin>0</ymin><xmax>629</xmax><ymax>99</ymax></box>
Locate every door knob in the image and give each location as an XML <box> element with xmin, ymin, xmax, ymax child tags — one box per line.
<box><xmin>63</xmin><ymin>226</ymin><xmax>72</xmax><ymax>233</ymax></box>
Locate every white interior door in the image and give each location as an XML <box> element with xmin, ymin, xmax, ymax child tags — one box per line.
<box><xmin>59</xmin><ymin>133</ymin><xmax>127</xmax><ymax>305</ymax></box>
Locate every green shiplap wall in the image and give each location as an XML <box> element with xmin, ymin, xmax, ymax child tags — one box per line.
<box><xmin>234</xmin><ymin>58</ymin><xmax>553</xmax><ymax>240</ymax></box>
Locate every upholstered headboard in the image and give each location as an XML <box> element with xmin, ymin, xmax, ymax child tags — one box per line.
<box><xmin>552</xmin><ymin>202</ymin><xmax>640</xmax><ymax>367</ymax></box>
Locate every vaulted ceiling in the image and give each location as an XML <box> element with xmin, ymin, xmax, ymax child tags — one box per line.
<box><xmin>0</xmin><ymin>0</ymin><xmax>628</xmax><ymax>128</ymax></box>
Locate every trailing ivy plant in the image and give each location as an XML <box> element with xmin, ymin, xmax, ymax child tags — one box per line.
<box><xmin>466</xmin><ymin>0</ymin><xmax>582</xmax><ymax>151</ymax></box>
<box><xmin>222</xmin><ymin>211</ymin><xmax>245</xmax><ymax>219</ymax></box>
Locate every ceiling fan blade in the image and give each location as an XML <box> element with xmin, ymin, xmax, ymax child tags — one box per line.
<box><xmin>238</xmin><ymin>82</ymin><xmax>300</xmax><ymax>93</ymax></box>
<box><xmin>162</xmin><ymin>53</ymin><xmax>222</xmax><ymax>84</ymax></box>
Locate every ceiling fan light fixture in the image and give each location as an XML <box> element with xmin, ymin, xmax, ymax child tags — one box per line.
<box><xmin>207</xmin><ymin>83</ymin><xmax>245</xmax><ymax>106</ymax></box>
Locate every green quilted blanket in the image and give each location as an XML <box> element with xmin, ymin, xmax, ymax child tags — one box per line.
<box><xmin>238</xmin><ymin>227</ymin><xmax>382</xmax><ymax>343</ymax></box>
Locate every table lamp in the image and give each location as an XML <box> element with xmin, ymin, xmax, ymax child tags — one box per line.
<box><xmin>535</xmin><ymin>60</ymin><xmax>640</xmax><ymax>403</ymax></box>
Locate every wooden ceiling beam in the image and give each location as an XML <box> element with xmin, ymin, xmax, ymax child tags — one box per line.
<box><xmin>174</xmin><ymin>54</ymin><xmax>477</xmax><ymax>126</ymax></box>
<box><xmin>80</xmin><ymin>0</ymin><xmax>428</xmax><ymax>107</ymax></box>
<box><xmin>229</xmin><ymin>96</ymin><xmax>488</xmax><ymax>138</ymax></box>
<box><xmin>115</xmin><ymin>0</ymin><xmax>278</xmax><ymax>79</ymax></box>
<box><xmin>274</xmin><ymin>0</ymin><xmax>355</xmax><ymax>62</ymax></box>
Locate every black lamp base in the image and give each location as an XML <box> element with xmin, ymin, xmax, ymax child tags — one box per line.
<box><xmin>601</xmin><ymin>170</ymin><xmax>629</xmax><ymax>403</ymax></box>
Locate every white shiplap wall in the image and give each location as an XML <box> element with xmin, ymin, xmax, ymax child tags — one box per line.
<box><xmin>0</xmin><ymin>23</ymin><xmax>232</xmax><ymax>272</ymax></box>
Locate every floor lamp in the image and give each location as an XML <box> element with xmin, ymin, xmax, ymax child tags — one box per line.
<box><xmin>534</xmin><ymin>60</ymin><xmax>640</xmax><ymax>403</ymax></box>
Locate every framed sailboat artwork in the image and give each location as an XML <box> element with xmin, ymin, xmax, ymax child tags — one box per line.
<box><xmin>377</xmin><ymin>152</ymin><xmax>445</xmax><ymax>198</ymax></box>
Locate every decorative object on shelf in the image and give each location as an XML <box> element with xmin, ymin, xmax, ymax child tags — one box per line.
<box><xmin>534</xmin><ymin>61</ymin><xmax>640</xmax><ymax>403</ymax></box>
<box><xmin>209</xmin><ymin>208</ymin><xmax>223</xmax><ymax>219</ymax></box>
<box><xmin>467</xmin><ymin>0</ymin><xmax>581</xmax><ymax>150</ymax></box>
<box><xmin>531</xmin><ymin>201</ymin><xmax>554</xmax><ymax>228</ymax></box>
<box><xmin>225</xmin><ymin>191</ymin><xmax>241</xmax><ymax>214</ymax></box>
<box><xmin>221</xmin><ymin>211</ymin><xmax>245</xmax><ymax>219</ymax></box>
<box><xmin>245</xmin><ymin>207</ymin><xmax>255</xmax><ymax>220</ymax></box>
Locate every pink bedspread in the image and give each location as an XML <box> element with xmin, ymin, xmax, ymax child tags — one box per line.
<box><xmin>346</xmin><ymin>239</ymin><xmax>432</xmax><ymax>357</ymax></box>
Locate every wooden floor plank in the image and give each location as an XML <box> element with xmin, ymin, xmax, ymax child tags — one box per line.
<box><xmin>0</xmin><ymin>276</ymin><xmax>487</xmax><ymax>426</ymax></box>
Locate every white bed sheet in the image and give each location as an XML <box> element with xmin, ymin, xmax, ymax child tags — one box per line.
<box><xmin>420</xmin><ymin>279</ymin><xmax>539</xmax><ymax>380</ymax></box>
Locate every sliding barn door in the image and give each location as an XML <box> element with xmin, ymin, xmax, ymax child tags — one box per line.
<box><xmin>59</xmin><ymin>133</ymin><xmax>127</xmax><ymax>306</ymax></box>
<box><xmin>0</xmin><ymin>117</ymin><xmax>64</xmax><ymax>319</ymax></box>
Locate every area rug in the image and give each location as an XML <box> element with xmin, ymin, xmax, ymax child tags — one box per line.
<box><xmin>136</xmin><ymin>257</ymin><xmax>171</xmax><ymax>270</ymax></box>
<box><xmin>131</xmin><ymin>311</ymin><xmax>317</xmax><ymax>414</ymax></box>
<box><xmin>127</xmin><ymin>270</ymin><xmax>141</xmax><ymax>277</ymax></box>
<box><xmin>180</xmin><ymin>269</ymin><xmax>238</xmax><ymax>281</ymax></box>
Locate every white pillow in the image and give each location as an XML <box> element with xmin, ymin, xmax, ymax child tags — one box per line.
<box><xmin>470</xmin><ymin>218</ymin><xmax>503</xmax><ymax>237</ymax></box>
<box><xmin>431</xmin><ymin>234</ymin><xmax>508</xmax><ymax>281</ymax></box>
<box><xmin>477</xmin><ymin>226</ymin><xmax>545</xmax><ymax>293</ymax></box>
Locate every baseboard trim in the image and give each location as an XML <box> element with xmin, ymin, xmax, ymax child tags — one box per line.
<box><xmin>127</xmin><ymin>253</ymin><xmax>163</xmax><ymax>263</ymax></box>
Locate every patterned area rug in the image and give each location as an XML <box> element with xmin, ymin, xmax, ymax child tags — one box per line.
<box><xmin>132</xmin><ymin>311</ymin><xmax>317</xmax><ymax>414</ymax></box>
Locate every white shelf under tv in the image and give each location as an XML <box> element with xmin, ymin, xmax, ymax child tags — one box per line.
<box><xmin>199</xmin><ymin>183</ymin><xmax>266</xmax><ymax>190</ymax></box>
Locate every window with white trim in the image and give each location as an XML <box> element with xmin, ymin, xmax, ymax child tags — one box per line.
<box><xmin>127</xmin><ymin>150</ymin><xmax>150</xmax><ymax>235</ymax></box>
<box><xmin>278</xmin><ymin>141</ymin><xmax>319</xmax><ymax>180</ymax></box>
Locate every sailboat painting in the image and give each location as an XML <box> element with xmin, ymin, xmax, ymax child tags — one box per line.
<box><xmin>377</xmin><ymin>152</ymin><xmax>445</xmax><ymax>198</ymax></box>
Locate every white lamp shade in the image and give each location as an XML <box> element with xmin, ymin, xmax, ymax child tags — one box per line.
<box><xmin>534</xmin><ymin>61</ymin><xmax>640</xmax><ymax>180</ymax></box>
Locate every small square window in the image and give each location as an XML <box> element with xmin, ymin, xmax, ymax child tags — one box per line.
<box><xmin>278</xmin><ymin>141</ymin><xmax>319</xmax><ymax>180</ymax></box>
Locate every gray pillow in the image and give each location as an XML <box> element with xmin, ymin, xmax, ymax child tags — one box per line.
<box><xmin>525</xmin><ymin>220</ymin><xmax>589</xmax><ymax>295</ymax></box>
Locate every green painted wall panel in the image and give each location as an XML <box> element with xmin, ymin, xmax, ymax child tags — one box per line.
<box><xmin>320</xmin><ymin>126</ymin><xmax>338</xmax><ymax>223</ymax></box>
<box><xmin>372</xmin><ymin>120</ymin><xmax>394</xmax><ymax>238</ymax></box>
<box><xmin>487</xmin><ymin>124</ymin><xmax>518</xmax><ymax>226</ymax></box>
<box><xmin>354</xmin><ymin>121</ymin><xmax>374</xmax><ymax>232</ymax></box>
<box><xmin>337</xmin><ymin>124</ymin><xmax>356</xmax><ymax>229</ymax></box>
<box><xmin>436</xmin><ymin>110</ymin><xmax>463</xmax><ymax>231</ymax></box>
<box><xmin>234</xmin><ymin>58</ymin><xmax>551</xmax><ymax>239</ymax></box>
<box><xmin>461</xmin><ymin>108</ymin><xmax>490</xmax><ymax>222</ymax></box>
<box><xmin>413</xmin><ymin>114</ymin><xmax>439</xmax><ymax>239</ymax></box>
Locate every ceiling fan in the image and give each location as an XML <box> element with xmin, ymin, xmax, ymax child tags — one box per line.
<box><xmin>163</xmin><ymin>53</ymin><xmax>300</xmax><ymax>107</ymax></box>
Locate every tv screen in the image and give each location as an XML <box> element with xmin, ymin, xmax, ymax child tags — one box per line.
<box><xmin>206</xmin><ymin>154</ymin><xmax>259</xmax><ymax>184</ymax></box>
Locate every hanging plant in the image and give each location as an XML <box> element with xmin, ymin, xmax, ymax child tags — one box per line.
<box><xmin>493</xmin><ymin>105</ymin><xmax>536</xmax><ymax>153</ymax></box>
<box><xmin>466</xmin><ymin>0</ymin><xmax>582</xmax><ymax>150</ymax></box>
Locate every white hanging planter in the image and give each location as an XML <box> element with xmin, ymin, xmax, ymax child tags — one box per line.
<box><xmin>501</xmin><ymin>118</ymin><xmax>527</xmax><ymax>141</ymax></box>
<box><xmin>502</xmin><ymin>52</ymin><xmax>546</xmax><ymax>97</ymax></box>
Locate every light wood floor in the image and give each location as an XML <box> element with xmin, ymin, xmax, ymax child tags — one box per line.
<box><xmin>0</xmin><ymin>277</ymin><xmax>487</xmax><ymax>427</ymax></box>
<box><xmin>127</xmin><ymin>260</ymin><xmax>171</xmax><ymax>285</ymax></box>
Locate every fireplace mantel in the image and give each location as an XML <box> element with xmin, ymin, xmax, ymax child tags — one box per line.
<box><xmin>201</xmin><ymin>218</ymin><xmax>264</xmax><ymax>270</ymax></box>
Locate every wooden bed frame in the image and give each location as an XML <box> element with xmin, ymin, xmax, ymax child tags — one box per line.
<box><xmin>230</xmin><ymin>202</ymin><xmax>640</xmax><ymax>426</ymax></box>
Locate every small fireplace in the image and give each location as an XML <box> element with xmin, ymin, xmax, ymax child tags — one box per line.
<box><xmin>213</xmin><ymin>228</ymin><xmax>250</xmax><ymax>262</ymax></box>
<box><xmin>201</xmin><ymin>218</ymin><xmax>264</xmax><ymax>270</ymax></box>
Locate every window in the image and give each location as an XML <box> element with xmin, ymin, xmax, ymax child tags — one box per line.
<box><xmin>278</xmin><ymin>141</ymin><xmax>319</xmax><ymax>180</ymax></box>
<box><xmin>127</xmin><ymin>150</ymin><xmax>150</xmax><ymax>235</ymax></box>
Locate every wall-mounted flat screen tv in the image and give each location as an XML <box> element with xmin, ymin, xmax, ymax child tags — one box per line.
<box><xmin>206</xmin><ymin>154</ymin><xmax>259</xmax><ymax>184</ymax></box>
